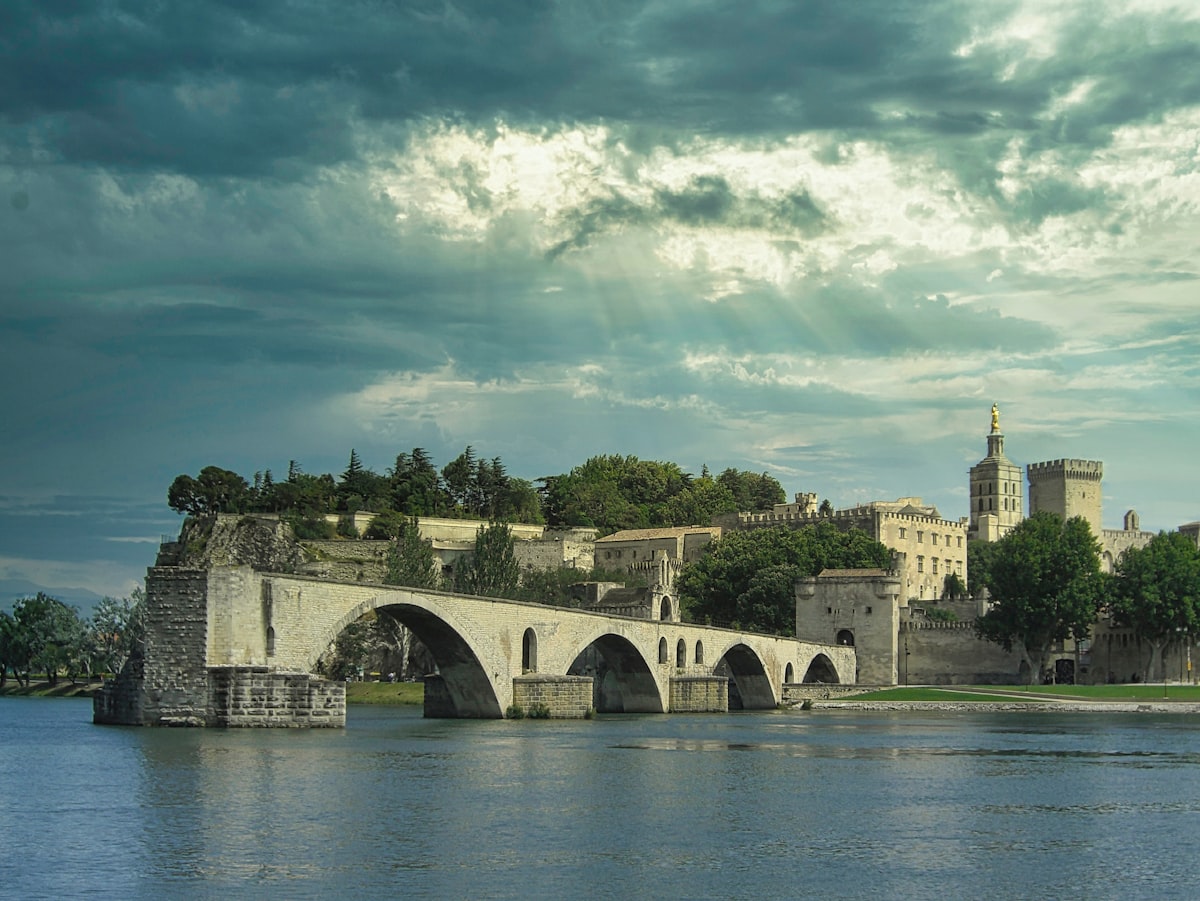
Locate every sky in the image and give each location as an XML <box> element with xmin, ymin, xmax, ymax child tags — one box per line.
<box><xmin>2</xmin><ymin>0</ymin><xmax>1199</xmax><ymax>608</ymax></box>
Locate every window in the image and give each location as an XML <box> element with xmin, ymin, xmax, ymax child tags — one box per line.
<box><xmin>899</xmin><ymin>527</ymin><xmax>907</xmax><ymax>539</ymax></box>
<box><xmin>957</xmin><ymin>536</ymin><xmax>963</xmax><ymax>548</ymax></box>
<box><xmin>933</xmin><ymin>533</ymin><xmax>939</xmax><ymax>545</ymax></box>
<box><xmin>917</xmin><ymin>531</ymin><xmax>924</xmax><ymax>543</ymax></box>
<box><xmin>917</xmin><ymin>556</ymin><xmax>924</xmax><ymax>572</ymax></box>
<box><xmin>865</xmin><ymin>606</ymin><xmax>873</xmax><ymax>615</ymax></box>
<box><xmin>932</xmin><ymin>558</ymin><xmax>939</xmax><ymax>575</ymax></box>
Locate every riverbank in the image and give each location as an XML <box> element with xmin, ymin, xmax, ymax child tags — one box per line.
<box><xmin>0</xmin><ymin>680</ymin><xmax>99</xmax><ymax>699</ymax></box>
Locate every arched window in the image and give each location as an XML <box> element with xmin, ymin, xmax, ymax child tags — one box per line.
<box><xmin>785</xmin><ymin>662</ymin><xmax>795</xmax><ymax>683</ymax></box>
<box><xmin>266</xmin><ymin>626</ymin><xmax>276</xmax><ymax>657</ymax></box>
<box><xmin>695</xmin><ymin>640</ymin><xmax>705</xmax><ymax>665</ymax></box>
<box><xmin>837</xmin><ymin>629</ymin><xmax>855</xmax><ymax>647</ymax></box>
<box><xmin>660</xmin><ymin>597</ymin><xmax>672</xmax><ymax>621</ymax></box>
<box><xmin>522</xmin><ymin>628</ymin><xmax>537</xmax><ymax>673</ymax></box>
<box><xmin>658</xmin><ymin>637</ymin><xmax>668</xmax><ymax>664</ymax></box>
<box><xmin>676</xmin><ymin>638</ymin><xmax>686</xmax><ymax>668</ymax></box>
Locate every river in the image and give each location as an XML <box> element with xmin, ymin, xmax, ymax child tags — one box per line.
<box><xmin>3</xmin><ymin>698</ymin><xmax>1200</xmax><ymax>899</ymax></box>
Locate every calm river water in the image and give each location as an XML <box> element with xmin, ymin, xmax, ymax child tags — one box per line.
<box><xmin>3</xmin><ymin>698</ymin><xmax>1200</xmax><ymax>900</ymax></box>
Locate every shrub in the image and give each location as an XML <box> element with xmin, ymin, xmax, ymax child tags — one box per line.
<box><xmin>505</xmin><ymin>704</ymin><xmax>525</xmax><ymax>719</ymax></box>
<box><xmin>527</xmin><ymin>703</ymin><xmax>552</xmax><ymax>719</ymax></box>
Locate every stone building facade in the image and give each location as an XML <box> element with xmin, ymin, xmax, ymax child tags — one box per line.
<box><xmin>594</xmin><ymin>526</ymin><xmax>722</xmax><ymax>574</ymax></box>
<box><xmin>718</xmin><ymin>497</ymin><xmax>968</xmax><ymax>603</ymax></box>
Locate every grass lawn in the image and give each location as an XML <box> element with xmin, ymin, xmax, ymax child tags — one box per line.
<box><xmin>345</xmin><ymin>680</ymin><xmax>424</xmax><ymax>705</ymax></box>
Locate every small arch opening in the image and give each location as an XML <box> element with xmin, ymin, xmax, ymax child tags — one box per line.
<box><xmin>694</xmin><ymin>640</ymin><xmax>705</xmax><ymax>665</ymax></box>
<box><xmin>266</xmin><ymin>626</ymin><xmax>276</xmax><ymax>657</ymax></box>
<box><xmin>522</xmin><ymin>628</ymin><xmax>537</xmax><ymax>673</ymax></box>
<box><xmin>658</xmin><ymin>637</ymin><xmax>668</xmax><ymax>664</ymax></box>
<box><xmin>659</xmin><ymin>597</ymin><xmax>671</xmax><ymax>621</ymax></box>
<box><xmin>676</xmin><ymin>638</ymin><xmax>687</xmax><ymax>668</ymax></box>
<box><xmin>785</xmin><ymin>662</ymin><xmax>794</xmax><ymax>683</ymax></box>
<box><xmin>836</xmin><ymin>629</ymin><xmax>855</xmax><ymax>647</ymax></box>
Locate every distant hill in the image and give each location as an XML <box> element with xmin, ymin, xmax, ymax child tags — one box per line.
<box><xmin>0</xmin><ymin>579</ymin><xmax>105</xmax><ymax>617</ymax></box>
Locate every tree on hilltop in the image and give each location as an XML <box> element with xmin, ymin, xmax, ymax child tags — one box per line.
<box><xmin>167</xmin><ymin>466</ymin><xmax>251</xmax><ymax>516</ymax></box>
<box><xmin>384</xmin><ymin>516</ymin><xmax>440</xmax><ymax>590</ymax></box>
<box><xmin>455</xmin><ymin>522</ymin><xmax>520</xmax><ymax>598</ymax></box>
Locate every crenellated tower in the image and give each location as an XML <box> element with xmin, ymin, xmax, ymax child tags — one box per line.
<box><xmin>1027</xmin><ymin>458</ymin><xmax>1103</xmax><ymax>536</ymax></box>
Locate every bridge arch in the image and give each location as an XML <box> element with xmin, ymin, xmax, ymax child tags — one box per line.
<box><xmin>712</xmin><ymin>641</ymin><xmax>776</xmax><ymax>709</ymax></box>
<box><xmin>802</xmin><ymin>653</ymin><xmax>840</xmax><ymax>684</ymax></box>
<box><xmin>314</xmin><ymin>592</ymin><xmax>504</xmax><ymax>719</ymax></box>
<box><xmin>566</xmin><ymin>631</ymin><xmax>663</xmax><ymax>714</ymax></box>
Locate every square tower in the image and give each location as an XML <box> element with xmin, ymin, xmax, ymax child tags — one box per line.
<box><xmin>1026</xmin><ymin>458</ymin><xmax>1103</xmax><ymax>535</ymax></box>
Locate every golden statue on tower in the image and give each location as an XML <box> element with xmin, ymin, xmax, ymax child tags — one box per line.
<box><xmin>991</xmin><ymin>403</ymin><xmax>1000</xmax><ymax>432</ymax></box>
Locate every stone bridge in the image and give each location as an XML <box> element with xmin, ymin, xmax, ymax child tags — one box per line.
<box><xmin>95</xmin><ymin>565</ymin><xmax>854</xmax><ymax>726</ymax></box>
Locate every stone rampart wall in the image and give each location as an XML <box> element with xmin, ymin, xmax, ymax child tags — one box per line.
<box><xmin>900</xmin><ymin>622</ymin><xmax>1019</xmax><ymax>684</ymax></box>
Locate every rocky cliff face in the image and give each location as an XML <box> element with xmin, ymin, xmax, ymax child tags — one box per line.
<box><xmin>165</xmin><ymin>514</ymin><xmax>306</xmax><ymax>572</ymax></box>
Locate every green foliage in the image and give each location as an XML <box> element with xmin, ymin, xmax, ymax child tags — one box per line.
<box><xmin>975</xmin><ymin>512</ymin><xmax>1103</xmax><ymax>683</ymax></box>
<box><xmin>363</xmin><ymin>509</ymin><xmax>408</xmax><ymax>540</ymax></box>
<box><xmin>167</xmin><ymin>466</ymin><xmax>251</xmax><ymax>515</ymax></box>
<box><xmin>538</xmin><ymin>456</ymin><xmax>784</xmax><ymax>534</ymax></box>
<box><xmin>89</xmin><ymin>588</ymin><xmax>146</xmax><ymax>676</ymax></box>
<box><xmin>8</xmin><ymin>593</ymin><xmax>88</xmax><ymax>685</ymax></box>
<box><xmin>505</xmin><ymin>703</ymin><xmax>526</xmax><ymax>718</ymax></box>
<box><xmin>941</xmin><ymin>572</ymin><xmax>967</xmax><ymax>601</ymax></box>
<box><xmin>285</xmin><ymin>512</ymin><xmax>336</xmax><ymax>539</ymax></box>
<box><xmin>513</xmin><ymin>565</ymin><xmax>643</xmax><ymax>607</ymax></box>
<box><xmin>455</xmin><ymin>522</ymin><xmax>520</xmax><ymax>597</ymax></box>
<box><xmin>527</xmin><ymin>702</ymin><xmax>552</xmax><ymax>719</ymax></box>
<box><xmin>967</xmin><ymin>539</ymin><xmax>1002</xmax><ymax>596</ymax></box>
<box><xmin>384</xmin><ymin>516</ymin><xmax>440</xmax><ymax>589</ymax></box>
<box><xmin>1108</xmin><ymin>530</ymin><xmax>1200</xmax><ymax>681</ymax></box>
<box><xmin>677</xmin><ymin>523</ymin><xmax>891</xmax><ymax>635</ymax></box>
<box><xmin>335</xmin><ymin>514</ymin><xmax>360</xmax><ymax>538</ymax></box>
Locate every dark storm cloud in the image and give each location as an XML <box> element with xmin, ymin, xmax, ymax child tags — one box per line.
<box><xmin>548</xmin><ymin>175</ymin><xmax>828</xmax><ymax>258</ymax></box>
<box><xmin>5</xmin><ymin>1</ymin><xmax>1195</xmax><ymax>183</ymax></box>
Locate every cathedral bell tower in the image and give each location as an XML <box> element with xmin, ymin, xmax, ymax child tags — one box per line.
<box><xmin>968</xmin><ymin>404</ymin><xmax>1024</xmax><ymax>542</ymax></box>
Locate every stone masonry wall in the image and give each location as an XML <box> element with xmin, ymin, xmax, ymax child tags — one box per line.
<box><xmin>511</xmin><ymin>675</ymin><xmax>594</xmax><ymax>718</ymax></box>
<box><xmin>140</xmin><ymin>568</ymin><xmax>212</xmax><ymax>726</ymax></box>
<box><xmin>901</xmin><ymin>621</ymin><xmax>1020</xmax><ymax>685</ymax></box>
<box><xmin>208</xmin><ymin>666</ymin><xmax>345</xmax><ymax>727</ymax></box>
<box><xmin>668</xmin><ymin>675</ymin><xmax>728</xmax><ymax>712</ymax></box>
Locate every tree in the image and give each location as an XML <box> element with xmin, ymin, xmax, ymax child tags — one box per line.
<box><xmin>384</xmin><ymin>517</ymin><xmax>440</xmax><ymax>589</ymax></box>
<box><xmin>716</xmin><ymin>468</ymin><xmax>786</xmax><ymax>512</ymax></box>
<box><xmin>967</xmin><ymin>539</ymin><xmax>1003</xmax><ymax>597</ymax></box>
<box><xmin>90</xmin><ymin>588</ymin><xmax>146</xmax><ymax>676</ymax></box>
<box><xmin>10</xmin><ymin>594</ymin><xmax>88</xmax><ymax>685</ymax></box>
<box><xmin>390</xmin><ymin>448</ymin><xmax>445</xmax><ymax>516</ymax></box>
<box><xmin>975</xmin><ymin>512</ymin><xmax>1103</xmax><ymax>683</ymax></box>
<box><xmin>1108</xmin><ymin>530</ymin><xmax>1200</xmax><ymax>682</ymax></box>
<box><xmin>167</xmin><ymin>466</ymin><xmax>251</xmax><ymax>515</ymax></box>
<box><xmin>677</xmin><ymin>523</ymin><xmax>891</xmax><ymax>634</ymax></box>
<box><xmin>456</xmin><ymin>522</ymin><xmax>520</xmax><ymax>598</ymax></box>
<box><xmin>660</xmin><ymin>475</ymin><xmax>737</xmax><ymax>525</ymax></box>
<box><xmin>0</xmin><ymin>611</ymin><xmax>21</xmax><ymax>687</ymax></box>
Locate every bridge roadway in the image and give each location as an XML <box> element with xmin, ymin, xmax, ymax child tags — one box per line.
<box><xmin>97</xmin><ymin>565</ymin><xmax>855</xmax><ymax>725</ymax></box>
<box><xmin>226</xmin><ymin>569</ymin><xmax>854</xmax><ymax>717</ymax></box>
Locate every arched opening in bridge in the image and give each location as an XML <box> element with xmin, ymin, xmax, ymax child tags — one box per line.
<box><xmin>522</xmin><ymin>628</ymin><xmax>537</xmax><ymax>673</ymax></box>
<box><xmin>713</xmin><ymin>643</ymin><xmax>775</xmax><ymax>710</ymax></box>
<box><xmin>568</xmin><ymin>634</ymin><xmax>663</xmax><ymax>713</ymax></box>
<box><xmin>802</xmin><ymin>654</ymin><xmax>840</xmax><ymax>684</ymax></box>
<box><xmin>676</xmin><ymin>638</ymin><xmax>686</xmax><ymax>668</ymax></box>
<box><xmin>322</xmin><ymin>604</ymin><xmax>500</xmax><ymax>718</ymax></box>
<box><xmin>266</xmin><ymin>626</ymin><xmax>275</xmax><ymax>657</ymax></box>
<box><xmin>658</xmin><ymin>637</ymin><xmax>668</xmax><ymax>664</ymax></box>
<box><xmin>836</xmin><ymin>629</ymin><xmax>855</xmax><ymax>647</ymax></box>
<box><xmin>695</xmin><ymin>640</ymin><xmax>705</xmax><ymax>665</ymax></box>
<box><xmin>785</xmin><ymin>662</ymin><xmax>794</xmax><ymax>683</ymax></box>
